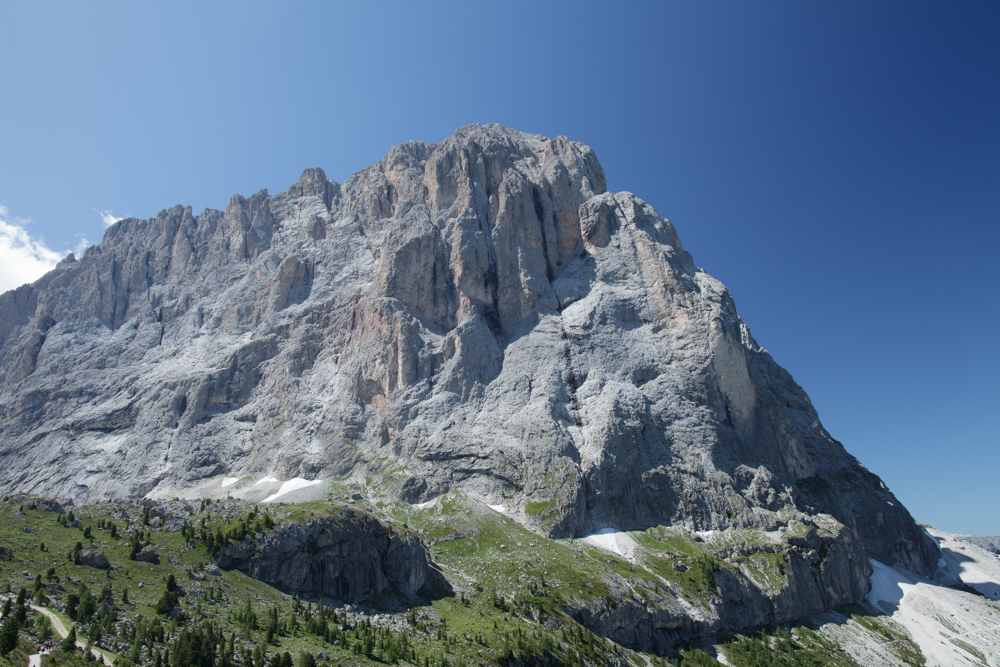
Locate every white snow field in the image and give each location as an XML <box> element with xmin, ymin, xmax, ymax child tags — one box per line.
<box><xmin>253</xmin><ymin>475</ymin><xmax>279</xmax><ymax>486</ymax></box>
<box><xmin>862</xmin><ymin>528</ymin><xmax>1000</xmax><ymax>667</ymax></box>
<box><xmin>580</xmin><ymin>528</ymin><xmax>638</xmax><ymax>562</ymax></box>
<box><xmin>930</xmin><ymin>528</ymin><xmax>1000</xmax><ymax>601</ymax></box>
<box><xmin>262</xmin><ymin>477</ymin><xmax>323</xmax><ymax>503</ymax></box>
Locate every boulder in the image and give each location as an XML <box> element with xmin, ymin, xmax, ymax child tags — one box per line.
<box><xmin>34</xmin><ymin>498</ymin><xmax>65</xmax><ymax>514</ymax></box>
<box><xmin>162</xmin><ymin>516</ymin><xmax>189</xmax><ymax>532</ymax></box>
<box><xmin>78</xmin><ymin>550</ymin><xmax>109</xmax><ymax>569</ymax></box>
<box><xmin>133</xmin><ymin>547</ymin><xmax>160</xmax><ymax>564</ymax></box>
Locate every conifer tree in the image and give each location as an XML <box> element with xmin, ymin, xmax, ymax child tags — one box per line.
<box><xmin>0</xmin><ymin>615</ymin><xmax>18</xmax><ymax>657</ymax></box>
<box><xmin>62</xmin><ymin>625</ymin><xmax>77</xmax><ymax>653</ymax></box>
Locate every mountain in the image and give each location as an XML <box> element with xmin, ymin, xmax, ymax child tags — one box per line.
<box><xmin>0</xmin><ymin>123</ymin><xmax>937</xmax><ymax>590</ymax></box>
<box><xmin>953</xmin><ymin>534</ymin><xmax>1000</xmax><ymax>553</ymax></box>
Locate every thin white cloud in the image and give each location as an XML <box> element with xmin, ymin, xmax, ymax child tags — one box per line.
<box><xmin>0</xmin><ymin>205</ymin><xmax>67</xmax><ymax>294</ymax></box>
<box><xmin>73</xmin><ymin>235</ymin><xmax>92</xmax><ymax>259</ymax></box>
<box><xmin>98</xmin><ymin>209</ymin><xmax>123</xmax><ymax>227</ymax></box>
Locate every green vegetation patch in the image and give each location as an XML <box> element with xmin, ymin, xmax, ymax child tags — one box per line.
<box><xmin>524</xmin><ymin>500</ymin><xmax>554</xmax><ymax>516</ymax></box>
<box><xmin>744</xmin><ymin>551</ymin><xmax>788</xmax><ymax>590</ymax></box>
<box><xmin>721</xmin><ymin>626</ymin><xmax>859</xmax><ymax>667</ymax></box>
<box><xmin>1</xmin><ymin>638</ymin><xmax>35</xmax><ymax>667</ymax></box>
<box><xmin>0</xmin><ymin>492</ymin><xmax>922</xmax><ymax>667</ymax></box>
<box><xmin>42</xmin><ymin>650</ymin><xmax>96</xmax><ymax>667</ymax></box>
<box><xmin>630</xmin><ymin>528</ymin><xmax>733</xmax><ymax>601</ymax></box>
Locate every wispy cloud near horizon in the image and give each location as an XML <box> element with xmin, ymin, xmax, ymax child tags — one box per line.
<box><xmin>0</xmin><ymin>205</ymin><xmax>65</xmax><ymax>294</ymax></box>
<box><xmin>73</xmin><ymin>235</ymin><xmax>92</xmax><ymax>259</ymax></box>
<box><xmin>98</xmin><ymin>209</ymin><xmax>123</xmax><ymax>227</ymax></box>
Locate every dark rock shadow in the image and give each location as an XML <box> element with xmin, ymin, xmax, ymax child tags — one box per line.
<box><xmin>934</xmin><ymin>545</ymin><xmax>1000</xmax><ymax>600</ymax></box>
<box><xmin>417</xmin><ymin>566</ymin><xmax>454</xmax><ymax>604</ymax></box>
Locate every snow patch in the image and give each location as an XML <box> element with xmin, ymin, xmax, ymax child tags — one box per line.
<box><xmin>581</xmin><ymin>528</ymin><xmax>638</xmax><ymax>562</ymax></box>
<box><xmin>253</xmin><ymin>476</ymin><xmax>279</xmax><ymax>486</ymax></box>
<box><xmin>929</xmin><ymin>527</ymin><xmax>1000</xmax><ymax>601</ymax></box>
<box><xmin>487</xmin><ymin>504</ymin><xmax>507</xmax><ymax>514</ymax></box>
<box><xmin>221</xmin><ymin>477</ymin><xmax>239</xmax><ymax>488</ymax></box>
<box><xmin>865</xmin><ymin>558</ymin><xmax>911</xmax><ymax>609</ymax></box>
<box><xmin>866</xmin><ymin>548</ymin><xmax>1000</xmax><ymax>666</ymax></box>
<box><xmin>410</xmin><ymin>498</ymin><xmax>438</xmax><ymax>510</ymax></box>
<box><xmin>262</xmin><ymin>478</ymin><xmax>321</xmax><ymax>503</ymax></box>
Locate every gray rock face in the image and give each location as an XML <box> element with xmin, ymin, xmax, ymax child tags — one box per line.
<box><xmin>0</xmin><ymin>123</ymin><xmax>936</xmax><ymax>578</ymax></box>
<box><xmin>955</xmin><ymin>534</ymin><xmax>1000</xmax><ymax>552</ymax></box>
<box><xmin>19</xmin><ymin>497</ymin><xmax>65</xmax><ymax>514</ymax></box>
<box><xmin>133</xmin><ymin>547</ymin><xmax>159</xmax><ymax>563</ymax></box>
<box><xmin>78</xmin><ymin>549</ymin><xmax>109</xmax><ymax>569</ymax></box>
<box><xmin>162</xmin><ymin>516</ymin><xmax>189</xmax><ymax>532</ymax></box>
<box><xmin>566</xmin><ymin>516</ymin><xmax>870</xmax><ymax>653</ymax></box>
<box><xmin>215</xmin><ymin>508</ymin><xmax>431</xmax><ymax>598</ymax></box>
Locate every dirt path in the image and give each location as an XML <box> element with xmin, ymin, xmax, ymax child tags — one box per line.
<box><xmin>28</xmin><ymin>604</ymin><xmax>114</xmax><ymax>666</ymax></box>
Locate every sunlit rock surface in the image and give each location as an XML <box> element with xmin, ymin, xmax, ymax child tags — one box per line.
<box><xmin>0</xmin><ymin>124</ymin><xmax>937</xmax><ymax>579</ymax></box>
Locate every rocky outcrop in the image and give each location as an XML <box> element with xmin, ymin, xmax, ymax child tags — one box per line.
<box><xmin>215</xmin><ymin>507</ymin><xmax>431</xmax><ymax>599</ymax></box>
<box><xmin>162</xmin><ymin>516</ymin><xmax>188</xmax><ymax>532</ymax></box>
<box><xmin>133</xmin><ymin>547</ymin><xmax>160</xmax><ymax>564</ymax></box>
<box><xmin>21</xmin><ymin>497</ymin><xmax>66</xmax><ymax>514</ymax></box>
<box><xmin>563</xmin><ymin>515</ymin><xmax>870</xmax><ymax>653</ymax></box>
<box><xmin>78</xmin><ymin>550</ymin><xmax>110</xmax><ymax>569</ymax></box>
<box><xmin>0</xmin><ymin>124</ymin><xmax>937</xmax><ymax>585</ymax></box>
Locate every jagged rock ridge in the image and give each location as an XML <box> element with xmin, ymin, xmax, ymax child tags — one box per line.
<box><xmin>0</xmin><ymin>124</ymin><xmax>937</xmax><ymax>583</ymax></box>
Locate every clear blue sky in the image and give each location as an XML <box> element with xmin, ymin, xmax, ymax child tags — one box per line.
<box><xmin>1</xmin><ymin>1</ymin><xmax>997</xmax><ymax>534</ymax></box>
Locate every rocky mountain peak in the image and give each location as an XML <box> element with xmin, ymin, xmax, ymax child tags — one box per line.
<box><xmin>0</xmin><ymin>124</ymin><xmax>938</xmax><ymax>579</ymax></box>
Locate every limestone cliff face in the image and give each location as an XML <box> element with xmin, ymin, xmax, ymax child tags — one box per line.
<box><xmin>568</xmin><ymin>516</ymin><xmax>871</xmax><ymax>652</ymax></box>
<box><xmin>0</xmin><ymin>124</ymin><xmax>937</xmax><ymax>577</ymax></box>
<box><xmin>215</xmin><ymin>508</ymin><xmax>431</xmax><ymax>598</ymax></box>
